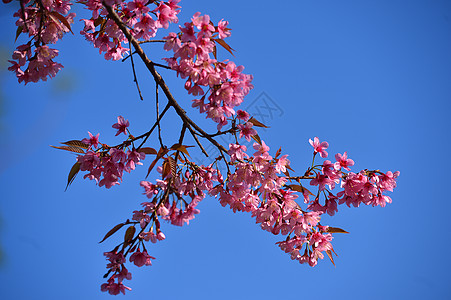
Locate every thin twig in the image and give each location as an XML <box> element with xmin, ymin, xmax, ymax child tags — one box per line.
<box><xmin>187</xmin><ymin>124</ymin><xmax>209</xmax><ymax>157</ymax></box>
<box><xmin>103</xmin><ymin>3</ymin><xmax>228</xmax><ymax>154</ymax></box>
<box><xmin>135</xmin><ymin>102</ymin><xmax>171</xmax><ymax>149</ymax></box>
<box><xmin>128</xmin><ymin>41</ymin><xmax>144</xmax><ymax>101</ymax></box>
<box><xmin>156</xmin><ymin>81</ymin><xmax>164</xmax><ymax>148</ymax></box>
<box><xmin>138</xmin><ymin>39</ymin><xmax>166</xmax><ymax>44</ymax></box>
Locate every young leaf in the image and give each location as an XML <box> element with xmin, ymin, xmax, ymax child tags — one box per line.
<box><xmin>124</xmin><ymin>226</ymin><xmax>136</xmax><ymax>246</ymax></box>
<box><xmin>251</xmin><ymin>134</ymin><xmax>262</xmax><ymax>145</ymax></box>
<box><xmin>161</xmin><ymin>159</ymin><xmax>172</xmax><ymax>179</ymax></box>
<box><xmin>51</xmin><ymin>145</ymin><xmax>86</xmax><ymax>154</ymax></box>
<box><xmin>62</xmin><ymin>140</ymin><xmax>89</xmax><ymax>149</ymax></box>
<box><xmin>213</xmin><ymin>38</ymin><xmax>235</xmax><ymax>56</ymax></box>
<box><xmin>138</xmin><ymin>147</ymin><xmax>158</xmax><ymax>155</ymax></box>
<box><xmin>15</xmin><ymin>25</ymin><xmax>23</xmax><ymax>42</ymax></box>
<box><xmin>167</xmin><ymin>156</ymin><xmax>177</xmax><ymax>178</ymax></box>
<box><xmin>248</xmin><ymin>117</ymin><xmax>269</xmax><ymax>128</ymax></box>
<box><xmin>65</xmin><ymin>161</ymin><xmax>80</xmax><ymax>191</ymax></box>
<box><xmin>99</xmin><ymin>223</ymin><xmax>125</xmax><ymax>243</ymax></box>
<box><xmin>327</xmin><ymin>226</ymin><xmax>349</xmax><ymax>234</ymax></box>
<box><xmin>49</xmin><ymin>11</ymin><xmax>74</xmax><ymax>34</ymax></box>
<box><xmin>170</xmin><ymin>144</ymin><xmax>193</xmax><ymax>157</ymax></box>
<box><xmin>146</xmin><ymin>147</ymin><xmax>168</xmax><ymax>178</ymax></box>
<box><xmin>212</xmin><ymin>44</ymin><xmax>217</xmax><ymax>59</ymax></box>
<box><xmin>326</xmin><ymin>250</ymin><xmax>336</xmax><ymax>266</ymax></box>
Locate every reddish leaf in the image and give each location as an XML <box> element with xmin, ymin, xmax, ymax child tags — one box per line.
<box><xmin>146</xmin><ymin>147</ymin><xmax>168</xmax><ymax>178</ymax></box>
<box><xmin>212</xmin><ymin>44</ymin><xmax>217</xmax><ymax>59</ymax></box>
<box><xmin>51</xmin><ymin>145</ymin><xmax>86</xmax><ymax>154</ymax></box>
<box><xmin>287</xmin><ymin>184</ymin><xmax>314</xmax><ymax>196</ymax></box>
<box><xmin>167</xmin><ymin>156</ymin><xmax>177</xmax><ymax>178</ymax></box>
<box><xmin>49</xmin><ymin>11</ymin><xmax>74</xmax><ymax>34</ymax></box>
<box><xmin>327</xmin><ymin>226</ymin><xmax>349</xmax><ymax>234</ymax></box>
<box><xmin>124</xmin><ymin>226</ymin><xmax>136</xmax><ymax>246</ymax></box>
<box><xmin>161</xmin><ymin>159</ymin><xmax>171</xmax><ymax>179</ymax></box>
<box><xmin>65</xmin><ymin>161</ymin><xmax>80</xmax><ymax>191</ymax></box>
<box><xmin>248</xmin><ymin>117</ymin><xmax>269</xmax><ymax>128</ymax></box>
<box><xmin>326</xmin><ymin>250</ymin><xmax>335</xmax><ymax>266</ymax></box>
<box><xmin>15</xmin><ymin>25</ymin><xmax>23</xmax><ymax>42</ymax></box>
<box><xmin>170</xmin><ymin>144</ymin><xmax>193</xmax><ymax>157</ymax></box>
<box><xmin>275</xmin><ymin>147</ymin><xmax>282</xmax><ymax>159</ymax></box>
<box><xmin>94</xmin><ymin>16</ymin><xmax>104</xmax><ymax>27</ymax></box>
<box><xmin>99</xmin><ymin>223</ymin><xmax>125</xmax><ymax>243</ymax></box>
<box><xmin>213</xmin><ymin>38</ymin><xmax>235</xmax><ymax>56</ymax></box>
<box><xmin>138</xmin><ymin>147</ymin><xmax>157</xmax><ymax>155</ymax></box>
<box><xmin>251</xmin><ymin>134</ymin><xmax>262</xmax><ymax>145</ymax></box>
<box><xmin>62</xmin><ymin>140</ymin><xmax>89</xmax><ymax>149</ymax></box>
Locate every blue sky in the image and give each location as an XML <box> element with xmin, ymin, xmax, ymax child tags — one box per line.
<box><xmin>0</xmin><ymin>0</ymin><xmax>450</xmax><ymax>299</ymax></box>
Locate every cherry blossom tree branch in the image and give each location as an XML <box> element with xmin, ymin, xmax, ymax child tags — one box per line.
<box><xmin>103</xmin><ymin>3</ymin><xmax>227</xmax><ymax>154</ymax></box>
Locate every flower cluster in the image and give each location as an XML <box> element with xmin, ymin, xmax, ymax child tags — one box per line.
<box><xmin>163</xmin><ymin>13</ymin><xmax>254</xmax><ymax>129</ymax></box>
<box><xmin>79</xmin><ymin>0</ymin><xmax>181</xmax><ymax>61</ymax></box>
<box><xmin>7</xmin><ymin>0</ymin><xmax>75</xmax><ymax>84</ymax></box>
<box><xmin>101</xmin><ymin>156</ymin><xmax>222</xmax><ymax>293</ymax></box>
<box><xmin>77</xmin><ymin>116</ymin><xmax>145</xmax><ymax>188</ymax></box>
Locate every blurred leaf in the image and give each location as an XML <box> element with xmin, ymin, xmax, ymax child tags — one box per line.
<box><xmin>167</xmin><ymin>156</ymin><xmax>177</xmax><ymax>178</ymax></box>
<box><xmin>251</xmin><ymin>134</ymin><xmax>262</xmax><ymax>145</ymax></box>
<box><xmin>138</xmin><ymin>147</ymin><xmax>157</xmax><ymax>155</ymax></box>
<box><xmin>212</xmin><ymin>44</ymin><xmax>217</xmax><ymax>59</ymax></box>
<box><xmin>50</xmin><ymin>145</ymin><xmax>86</xmax><ymax>153</ymax></box>
<box><xmin>99</xmin><ymin>223</ymin><xmax>125</xmax><ymax>243</ymax></box>
<box><xmin>15</xmin><ymin>25</ymin><xmax>23</xmax><ymax>42</ymax></box>
<box><xmin>62</xmin><ymin>140</ymin><xmax>89</xmax><ymax>149</ymax></box>
<box><xmin>327</xmin><ymin>226</ymin><xmax>349</xmax><ymax>234</ymax></box>
<box><xmin>248</xmin><ymin>117</ymin><xmax>269</xmax><ymax>128</ymax></box>
<box><xmin>170</xmin><ymin>143</ymin><xmax>193</xmax><ymax>157</ymax></box>
<box><xmin>213</xmin><ymin>38</ymin><xmax>235</xmax><ymax>56</ymax></box>
<box><xmin>146</xmin><ymin>146</ymin><xmax>168</xmax><ymax>178</ymax></box>
<box><xmin>65</xmin><ymin>161</ymin><xmax>80</xmax><ymax>191</ymax></box>
<box><xmin>49</xmin><ymin>11</ymin><xmax>74</xmax><ymax>34</ymax></box>
<box><xmin>326</xmin><ymin>250</ymin><xmax>335</xmax><ymax>266</ymax></box>
<box><xmin>124</xmin><ymin>226</ymin><xmax>136</xmax><ymax>246</ymax></box>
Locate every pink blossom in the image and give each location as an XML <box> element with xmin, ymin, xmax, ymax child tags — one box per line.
<box><xmin>309</xmin><ymin>137</ymin><xmax>329</xmax><ymax>158</ymax></box>
<box><xmin>112</xmin><ymin>116</ymin><xmax>129</xmax><ymax>136</ymax></box>
<box><xmin>129</xmin><ymin>249</ymin><xmax>155</xmax><ymax>267</ymax></box>
<box><xmin>217</xmin><ymin>19</ymin><xmax>231</xmax><ymax>39</ymax></box>
<box><xmin>237</xmin><ymin>122</ymin><xmax>257</xmax><ymax>142</ymax></box>
<box><xmin>334</xmin><ymin>152</ymin><xmax>354</xmax><ymax>171</ymax></box>
<box><xmin>82</xmin><ymin>131</ymin><xmax>100</xmax><ymax>148</ymax></box>
<box><xmin>101</xmin><ymin>278</ymin><xmax>131</xmax><ymax>295</ymax></box>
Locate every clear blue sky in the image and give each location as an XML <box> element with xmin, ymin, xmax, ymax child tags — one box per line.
<box><xmin>1</xmin><ymin>1</ymin><xmax>450</xmax><ymax>299</ymax></box>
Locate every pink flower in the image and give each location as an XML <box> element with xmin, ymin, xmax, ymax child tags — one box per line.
<box><xmin>81</xmin><ymin>131</ymin><xmax>100</xmax><ymax>148</ymax></box>
<box><xmin>112</xmin><ymin>115</ymin><xmax>129</xmax><ymax>136</ymax></box>
<box><xmin>129</xmin><ymin>249</ymin><xmax>155</xmax><ymax>267</ymax></box>
<box><xmin>217</xmin><ymin>19</ymin><xmax>231</xmax><ymax>39</ymax></box>
<box><xmin>334</xmin><ymin>152</ymin><xmax>354</xmax><ymax>171</ymax></box>
<box><xmin>237</xmin><ymin>122</ymin><xmax>257</xmax><ymax>142</ymax></box>
<box><xmin>236</xmin><ymin>109</ymin><xmax>250</xmax><ymax>121</ymax></box>
<box><xmin>101</xmin><ymin>278</ymin><xmax>132</xmax><ymax>295</ymax></box>
<box><xmin>309</xmin><ymin>137</ymin><xmax>329</xmax><ymax>158</ymax></box>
